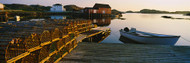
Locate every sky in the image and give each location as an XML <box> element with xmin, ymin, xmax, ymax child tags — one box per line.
<box><xmin>0</xmin><ymin>0</ymin><xmax>190</xmax><ymax>12</ymax></box>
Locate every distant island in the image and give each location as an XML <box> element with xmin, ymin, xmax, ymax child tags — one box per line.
<box><xmin>139</xmin><ymin>9</ymin><xmax>169</xmax><ymax>13</ymax></box>
<box><xmin>186</xmin><ymin>13</ymin><xmax>190</xmax><ymax>16</ymax></box>
<box><xmin>126</xmin><ymin>10</ymin><xmax>134</xmax><ymax>13</ymax></box>
<box><xmin>111</xmin><ymin>9</ymin><xmax>122</xmax><ymax>17</ymax></box>
<box><xmin>125</xmin><ymin>9</ymin><xmax>190</xmax><ymax>15</ymax></box>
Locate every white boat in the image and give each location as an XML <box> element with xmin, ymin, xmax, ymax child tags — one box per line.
<box><xmin>119</xmin><ymin>27</ymin><xmax>180</xmax><ymax>45</ymax></box>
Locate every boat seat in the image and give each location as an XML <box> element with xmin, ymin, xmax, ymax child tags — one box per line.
<box><xmin>124</xmin><ymin>27</ymin><xmax>129</xmax><ymax>32</ymax></box>
<box><xmin>129</xmin><ymin>28</ymin><xmax>136</xmax><ymax>33</ymax></box>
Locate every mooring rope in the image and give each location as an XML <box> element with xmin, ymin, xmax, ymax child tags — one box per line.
<box><xmin>181</xmin><ymin>37</ymin><xmax>190</xmax><ymax>42</ymax></box>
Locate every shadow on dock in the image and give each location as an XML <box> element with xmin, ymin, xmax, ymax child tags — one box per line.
<box><xmin>61</xmin><ymin>43</ymin><xmax>190</xmax><ymax>63</ymax></box>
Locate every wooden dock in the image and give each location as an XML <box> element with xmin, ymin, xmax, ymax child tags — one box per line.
<box><xmin>61</xmin><ymin>43</ymin><xmax>190</xmax><ymax>63</ymax></box>
<box><xmin>76</xmin><ymin>27</ymin><xmax>110</xmax><ymax>42</ymax></box>
<box><xmin>0</xmin><ymin>19</ymin><xmax>110</xmax><ymax>63</ymax></box>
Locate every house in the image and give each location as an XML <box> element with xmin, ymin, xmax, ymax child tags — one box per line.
<box><xmin>83</xmin><ymin>3</ymin><xmax>111</xmax><ymax>14</ymax></box>
<box><xmin>93</xmin><ymin>3</ymin><xmax>111</xmax><ymax>14</ymax></box>
<box><xmin>0</xmin><ymin>3</ymin><xmax>4</xmax><ymax>10</ymax></box>
<box><xmin>50</xmin><ymin>4</ymin><xmax>65</xmax><ymax>12</ymax></box>
<box><xmin>83</xmin><ymin>7</ymin><xmax>98</xmax><ymax>14</ymax></box>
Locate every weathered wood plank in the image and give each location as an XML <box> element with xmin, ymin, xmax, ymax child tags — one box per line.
<box><xmin>62</xmin><ymin>43</ymin><xmax>190</xmax><ymax>63</ymax></box>
<box><xmin>54</xmin><ymin>52</ymin><xmax>68</xmax><ymax>63</ymax></box>
<box><xmin>28</xmin><ymin>46</ymin><xmax>42</xmax><ymax>52</ymax></box>
<box><xmin>7</xmin><ymin>52</ymin><xmax>30</xmax><ymax>63</ymax></box>
<box><xmin>39</xmin><ymin>57</ymin><xmax>50</xmax><ymax>63</ymax></box>
<box><xmin>40</xmin><ymin>41</ymin><xmax>52</xmax><ymax>46</ymax></box>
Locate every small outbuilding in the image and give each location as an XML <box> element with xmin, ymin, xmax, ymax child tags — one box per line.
<box><xmin>83</xmin><ymin>7</ymin><xmax>98</xmax><ymax>14</ymax></box>
<box><xmin>0</xmin><ymin>3</ymin><xmax>4</xmax><ymax>10</ymax></box>
<box><xmin>93</xmin><ymin>3</ymin><xmax>111</xmax><ymax>14</ymax></box>
<box><xmin>83</xmin><ymin>3</ymin><xmax>111</xmax><ymax>14</ymax></box>
<box><xmin>50</xmin><ymin>4</ymin><xmax>65</xmax><ymax>12</ymax></box>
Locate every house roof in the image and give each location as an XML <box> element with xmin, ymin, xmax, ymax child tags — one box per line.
<box><xmin>84</xmin><ymin>7</ymin><xmax>96</xmax><ymax>9</ymax></box>
<box><xmin>93</xmin><ymin>3</ymin><xmax>111</xmax><ymax>9</ymax></box>
<box><xmin>53</xmin><ymin>4</ymin><xmax>62</xmax><ymax>6</ymax></box>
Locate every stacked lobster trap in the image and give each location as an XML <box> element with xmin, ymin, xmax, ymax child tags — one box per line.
<box><xmin>0</xmin><ymin>19</ymin><xmax>92</xmax><ymax>63</ymax></box>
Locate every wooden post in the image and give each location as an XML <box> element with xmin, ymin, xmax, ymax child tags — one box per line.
<box><xmin>0</xmin><ymin>12</ymin><xmax>8</xmax><ymax>22</ymax></box>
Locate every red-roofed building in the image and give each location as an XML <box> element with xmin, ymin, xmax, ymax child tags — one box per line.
<box><xmin>83</xmin><ymin>3</ymin><xmax>111</xmax><ymax>14</ymax></box>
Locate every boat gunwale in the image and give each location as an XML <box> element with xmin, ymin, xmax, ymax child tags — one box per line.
<box><xmin>120</xmin><ymin>29</ymin><xmax>180</xmax><ymax>38</ymax></box>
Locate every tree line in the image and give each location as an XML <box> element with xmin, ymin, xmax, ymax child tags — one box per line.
<box><xmin>4</xmin><ymin>4</ymin><xmax>51</xmax><ymax>11</ymax></box>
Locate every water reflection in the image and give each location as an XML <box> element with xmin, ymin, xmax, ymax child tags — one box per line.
<box><xmin>82</xmin><ymin>30</ymin><xmax>110</xmax><ymax>43</ymax></box>
<box><xmin>92</xmin><ymin>18</ymin><xmax>111</xmax><ymax>26</ymax></box>
<box><xmin>119</xmin><ymin>35</ymin><xmax>141</xmax><ymax>44</ymax></box>
<box><xmin>6</xmin><ymin>13</ymin><xmax>190</xmax><ymax>46</ymax></box>
<box><xmin>7</xmin><ymin>15</ymin><xmax>112</xmax><ymax>27</ymax></box>
<box><xmin>50</xmin><ymin>15</ymin><xmax>66</xmax><ymax>19</ymax></box>
<box><xmin>101</xmin><ymin>13</ymin><xmax>190</xmax><ymax>46</ymax></box>
<box><xmin>8</xmin><ymin>15</ymin><xmax>49</xmax><ymax>21</ymax></box>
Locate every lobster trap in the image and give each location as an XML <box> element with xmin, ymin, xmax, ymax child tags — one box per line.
<box><xmin>0</xmin><ymin>19</ymin><xmax>92</xmax><ymax>63</ymax></box>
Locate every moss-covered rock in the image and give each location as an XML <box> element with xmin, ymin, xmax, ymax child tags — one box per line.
<box><xmin>111</xmin><ymin>9</ymin><xmax>122</xmax><ymax>17</ymax></box>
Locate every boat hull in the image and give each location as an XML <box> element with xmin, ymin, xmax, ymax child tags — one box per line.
<box><xmin>120</xmin><ymin>30</ymin><xmax>180</xmax><ymax>45</ymax></box>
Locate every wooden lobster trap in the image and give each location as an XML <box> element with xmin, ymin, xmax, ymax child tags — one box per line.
<box><xmin>0</xmin><ymin>19</ymin><xmax>93</xmax><ymax>63</ymax></box>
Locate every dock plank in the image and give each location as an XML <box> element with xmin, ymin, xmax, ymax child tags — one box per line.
<box><xmin>60</xmin><ymin>43</ymin><xmax>190</xmax><ymax>63</ymax></box>
<box><xmin>76</xmin><ymin>34</ymin><xmax>87</xmax><ymax>42</ymax></box>
<box><xmin>76</xmin><ymin>27</ymin><xmax>110</xmax><ymax>42</ymax></box>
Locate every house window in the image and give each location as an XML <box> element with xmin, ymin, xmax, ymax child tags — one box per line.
<box><xmin>94</xmin><ymin>10</ymin><xmax>97</xmax><ymax>13</ymax></box>
<box><xmin>102</xmin><ymin>19</ymin><xmax>105</xmax><ymax>22</ymax></box>
<box><xmin>93</xmin><ymin>19</ymin><xmax>97</xmax><ymax>23</ymax></box>
<box><xmin>102</xmin><ymin>10</ymin><xmax>105</xmax><ymax>14</ymax></box>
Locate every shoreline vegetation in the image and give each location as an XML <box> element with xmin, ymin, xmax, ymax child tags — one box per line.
<box><xmin>161</xmin><ymin>15</ymin><xmax>190</xmax><ymax>20</ymax></box>
<box><xmin>0</xmin><ymin>4</ymin><xmax>122</xmax><ymax>17</ymax></box>
<box><xmin>125</xmin><ymin>9</ymin><xmax>190</xmax><ymax>20</ymax></box>
<box><xmin>1</xmin><ymin>4</ymin><xmax>190</xmax><ymax>20</ymax></box>
<box><xmin>126</xmin><ymin>9</ymin><xmax>190</xmax><ymax>16</ymax></box>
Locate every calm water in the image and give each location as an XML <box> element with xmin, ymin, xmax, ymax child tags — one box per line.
<box><xmin>13</xmin><ymin>13</ymin><xmax>190</xmax><ymax>46</ymax></box>
<box><xmin>60</xmin><ymin>14</ymin><xmax>190</xmax><ymax>63</ymax></box>
<box><xmin>101</xmin><ymin>13</ymin><xmax>190</xmax><ymax>46</ymax></box>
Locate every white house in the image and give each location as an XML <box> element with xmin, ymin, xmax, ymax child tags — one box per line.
<box><xmin>50</xmin><ymin>4</ymin><xmax>65</xmax><ymax>12</ymax></box>
<box><xmin>0</xmin><ymin>3</ymin><xmax>4</xmax><ymax>10</ymax></box>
